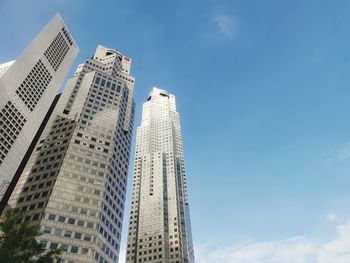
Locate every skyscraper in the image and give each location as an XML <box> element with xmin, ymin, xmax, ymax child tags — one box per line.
<box><xmin>126</xmin><ymin>88</ymin><xmax>195</xmax><ymax>263</ymax></box>
<box><xmin>8</xmin><ymin>45</ymin><xmax>135</xmax><ymax>263</ymax></box>
<box><xmin>0</xmin><ymin>13</ymin><xmax>79</xmax><ymax>202</ymax></box>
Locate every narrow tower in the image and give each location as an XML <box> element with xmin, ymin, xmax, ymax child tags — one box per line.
<box><xmin>126</xmin><ymin>88</ymin><xmax>194</xmax><ymax>263</ymax></box>
<box><xmin>0</xmin><ymin>13</ymin><xmax>79</xmax><ymax>202</ymax></box>
<box><xmin>9</xmin><ymin>45</ymin><xmax>135</xmax><ymax>263</ymax></box>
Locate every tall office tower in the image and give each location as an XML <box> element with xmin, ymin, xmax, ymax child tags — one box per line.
<box><xmin>125</xmin><ymin>88</ymin><xmax>195</xmax><ymax>263</ymax></box>
<box><xmin>0</xmin><ymin>13</ymin><xmax>79</xmax><ymax>202</ymax></box>
<box><xmin>8</xmin><ymin>45</ymin><xmax>135</xmax><ymax>263</ymax></box>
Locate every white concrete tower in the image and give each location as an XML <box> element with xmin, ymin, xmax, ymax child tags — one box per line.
<box><xmin>0</xmin><ymin>13</ymin><xmax>79</xmax><ymax>201</ymax></box>
<box><xmin>126</xmin><ymin>88</ymin><xmax>195</xmax><ymax>263</ymax></box>
<box><xmin>8</xmin><ymin>45</ymin><xmax>135</xmax><ymax>263</ymax></box>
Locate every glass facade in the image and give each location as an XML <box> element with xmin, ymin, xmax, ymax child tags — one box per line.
<box><xmin>8</xmin><ymin>45</ymin><xmax>135</xmax><ymax>263</ymax></box>
<box><xmin>125</xmin><ymin>88</ymin><xmax>194</xmax><ymax>263</ymax></box>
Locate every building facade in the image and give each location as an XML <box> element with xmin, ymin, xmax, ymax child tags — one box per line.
<box><xmin>8</xmin><ymin>45</ymin><xmax>135</xmax><ymax>263</ymax></box>
<box><xmin>0</xmin><ymin>13</ymin><xmax>79</xmax><ymax>201</ymax></box>
<box><xmin>125</xmin><ymin>88</ymin><xmax>194</xmax><ymax>263</ymax></box>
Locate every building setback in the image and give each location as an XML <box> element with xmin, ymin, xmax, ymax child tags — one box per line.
<box><xmin>0</xmin><ymin>13</ymin><xmax>79</xmax><ymax>203</ymax></box>
<box><xmin>126</xmin><ymin>88</ymin><xmax>195</xmax><ymax>263</ymax></box>
<box><xmin>8</xmin><ymin>45</ymin><xmax>135</xmax><ymax>263</ymax></box>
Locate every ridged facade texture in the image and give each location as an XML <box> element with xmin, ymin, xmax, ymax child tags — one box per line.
<box><xmin>126</xmin><ymin>88</ymin><xmax>194</xmax><ymax>263</ymax></box>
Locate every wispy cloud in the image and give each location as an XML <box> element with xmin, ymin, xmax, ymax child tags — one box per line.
<box><xmin>325</xmin><ymin>143</ymin><xmax>350</xmax><ymax>171</ymax></box>
<box><xmin>327</xmin><ymin>142</ymin><xmax>350</xmax><ymax>163</ymax></box>
<box><xmin>118</xmin><ymin>214</ymin><xmax>350</xmax><ymax>263</ymax></box>
<box><xmin>327</xmin><ymin>213</ymin><xmax>341</xmax><ymax>223</ymax></box>
<box><xmin>213</xmin><ymin>15</ymin><xmax>234</xmax><ymax>36</ymax></box>
<box><xmin>196</xmin><ymin>237</ymin><xmax>317</xmax><ymax>263</ymax></box>
<box><xmin>195</xmin><ymin>217</ymin><xmax>350</xmax><ymax>263</ymax></box>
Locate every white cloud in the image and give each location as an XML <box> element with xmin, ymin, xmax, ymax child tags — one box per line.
<box><xmin>195</xmin><ymin>220</ymin><xmax>350</xmax><ymax>263</ymax></box>
<box><xmin>326</xmin><ymin>213</ymin><xmax>341</xmax><ymax>222</ymax></box>
<box><xmin>318</xmin><ymin>223</ymin><xmax>350</xmax><ymax>263</ymax></box>
<box><xmin>214</xmin><ymin>15</ymin><xmax>234</xmax><ymax>36</ymax></box>
<box><xmin>196</xmin><ymin>237</ymin><xmax>317</xmax><ymax>263</ymax></box>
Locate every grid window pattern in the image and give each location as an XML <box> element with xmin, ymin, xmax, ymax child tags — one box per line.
<box><xmin>11</xmin><ymin>46</ymin><xmax>135</xmax><ymax>263</ymax></box>
<box><xmin>61</xmin><ymin>27</ymin><xmax>73</xmax><ymax>46</ymax></box>
<box><xmin>126</xmin><ymin>89</ymin><xmax>194</xmax><ymax>263</ymax></box>
<box><xmin>16</xmin><ymin>60</ymin><xmax>52</xmax><ymax>111</ymax></box>
<box><xmin>0</xmin><ymin>101</ymin><xmax>26</xmax><ymax>164</ymax></box>
<box><xmin>14</xmin><ymin>116</ymin><xmax>76</xmax><ymax>220</ymax></box>
<box><xmin>44</xmin><ymin>32</ymin><xmax>69</xmax><ymax>71</ymax></box>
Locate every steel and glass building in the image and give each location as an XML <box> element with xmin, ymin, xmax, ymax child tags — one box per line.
<box><xmin>125</xmin><ymin>88</ymin><xmax>194</xmax><ymax>263</ymax></box>
<box><xmin>0</xmin><ymin>13</ymin><xmax>79</xmax><ymax>202</ymax></box>
<box><xmin>8</xmin><ymin>45</ymin><xmax>135</xmax><ymax>263</ymax></box>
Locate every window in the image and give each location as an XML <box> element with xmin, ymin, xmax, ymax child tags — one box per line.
<box><xmin>74</xmin><ymin>232</ymin><xmax>82</xmax><ymax>239</ymax></box>
<box><xmin>58</xmin><ymin>216</ymin><xmax>65</xmax><ymax>223</ymax></box>
<box><xmin>54</xmin><ymin>229</ymin><xmax>62</xmax><ymax>236</ymax></box>
<box><xmin>64</xmin><ymin>230</ymin><xmax>72</xmax><ymax>238</ymax></box>
<box><xmin>43</xmin><ymin>226</ymin><xmax>51</xmax><ymax>234</ymax></box>
<box><xmin>50</xmin><ymin>242</ymin><xmax>58</xmax><ymax>250</ymax></box>
<box><xmin>40</xmin><ymin>240</ymin><xmax>47</xmax><ymax>248</ymax></box>
<box><xmin>48</xmin><ymin>214</ymin><xmax>56</xmax><ymax>221</ymax></box>
<box><xmin>68</xmin><ymin>218</ymin><xmax>75</xmax><ymax>225</ymax></box>
<box><xmin>71</xmin><ymin>246</ymin><xmax>79</xmax><ymax>254</ymax></box>
<box><xmin>61</xmin><ymin>244</ymin><xmax>68</xmax><ymax>252</ymax></box>
<box><xmin>32</xmin><ymin>214</ymin><xmax>40</xmax><ymax>220</ymax></box>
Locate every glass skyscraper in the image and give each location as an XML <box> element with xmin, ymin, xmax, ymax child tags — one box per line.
<box><xmin>9</xmin><ymin>45</ymin><xmax>135</xmax><ymax>263</ymax></box>
<box><xmin>125</xmin><ymin>88</ymin><xmax>194</xmax><ymax>263</ymax></box>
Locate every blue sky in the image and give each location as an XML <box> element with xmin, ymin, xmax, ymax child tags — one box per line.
<box><xmin>2</xmin><ymin>0</ymin><xmax>350</xmax><ymax>262</ymax></box>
